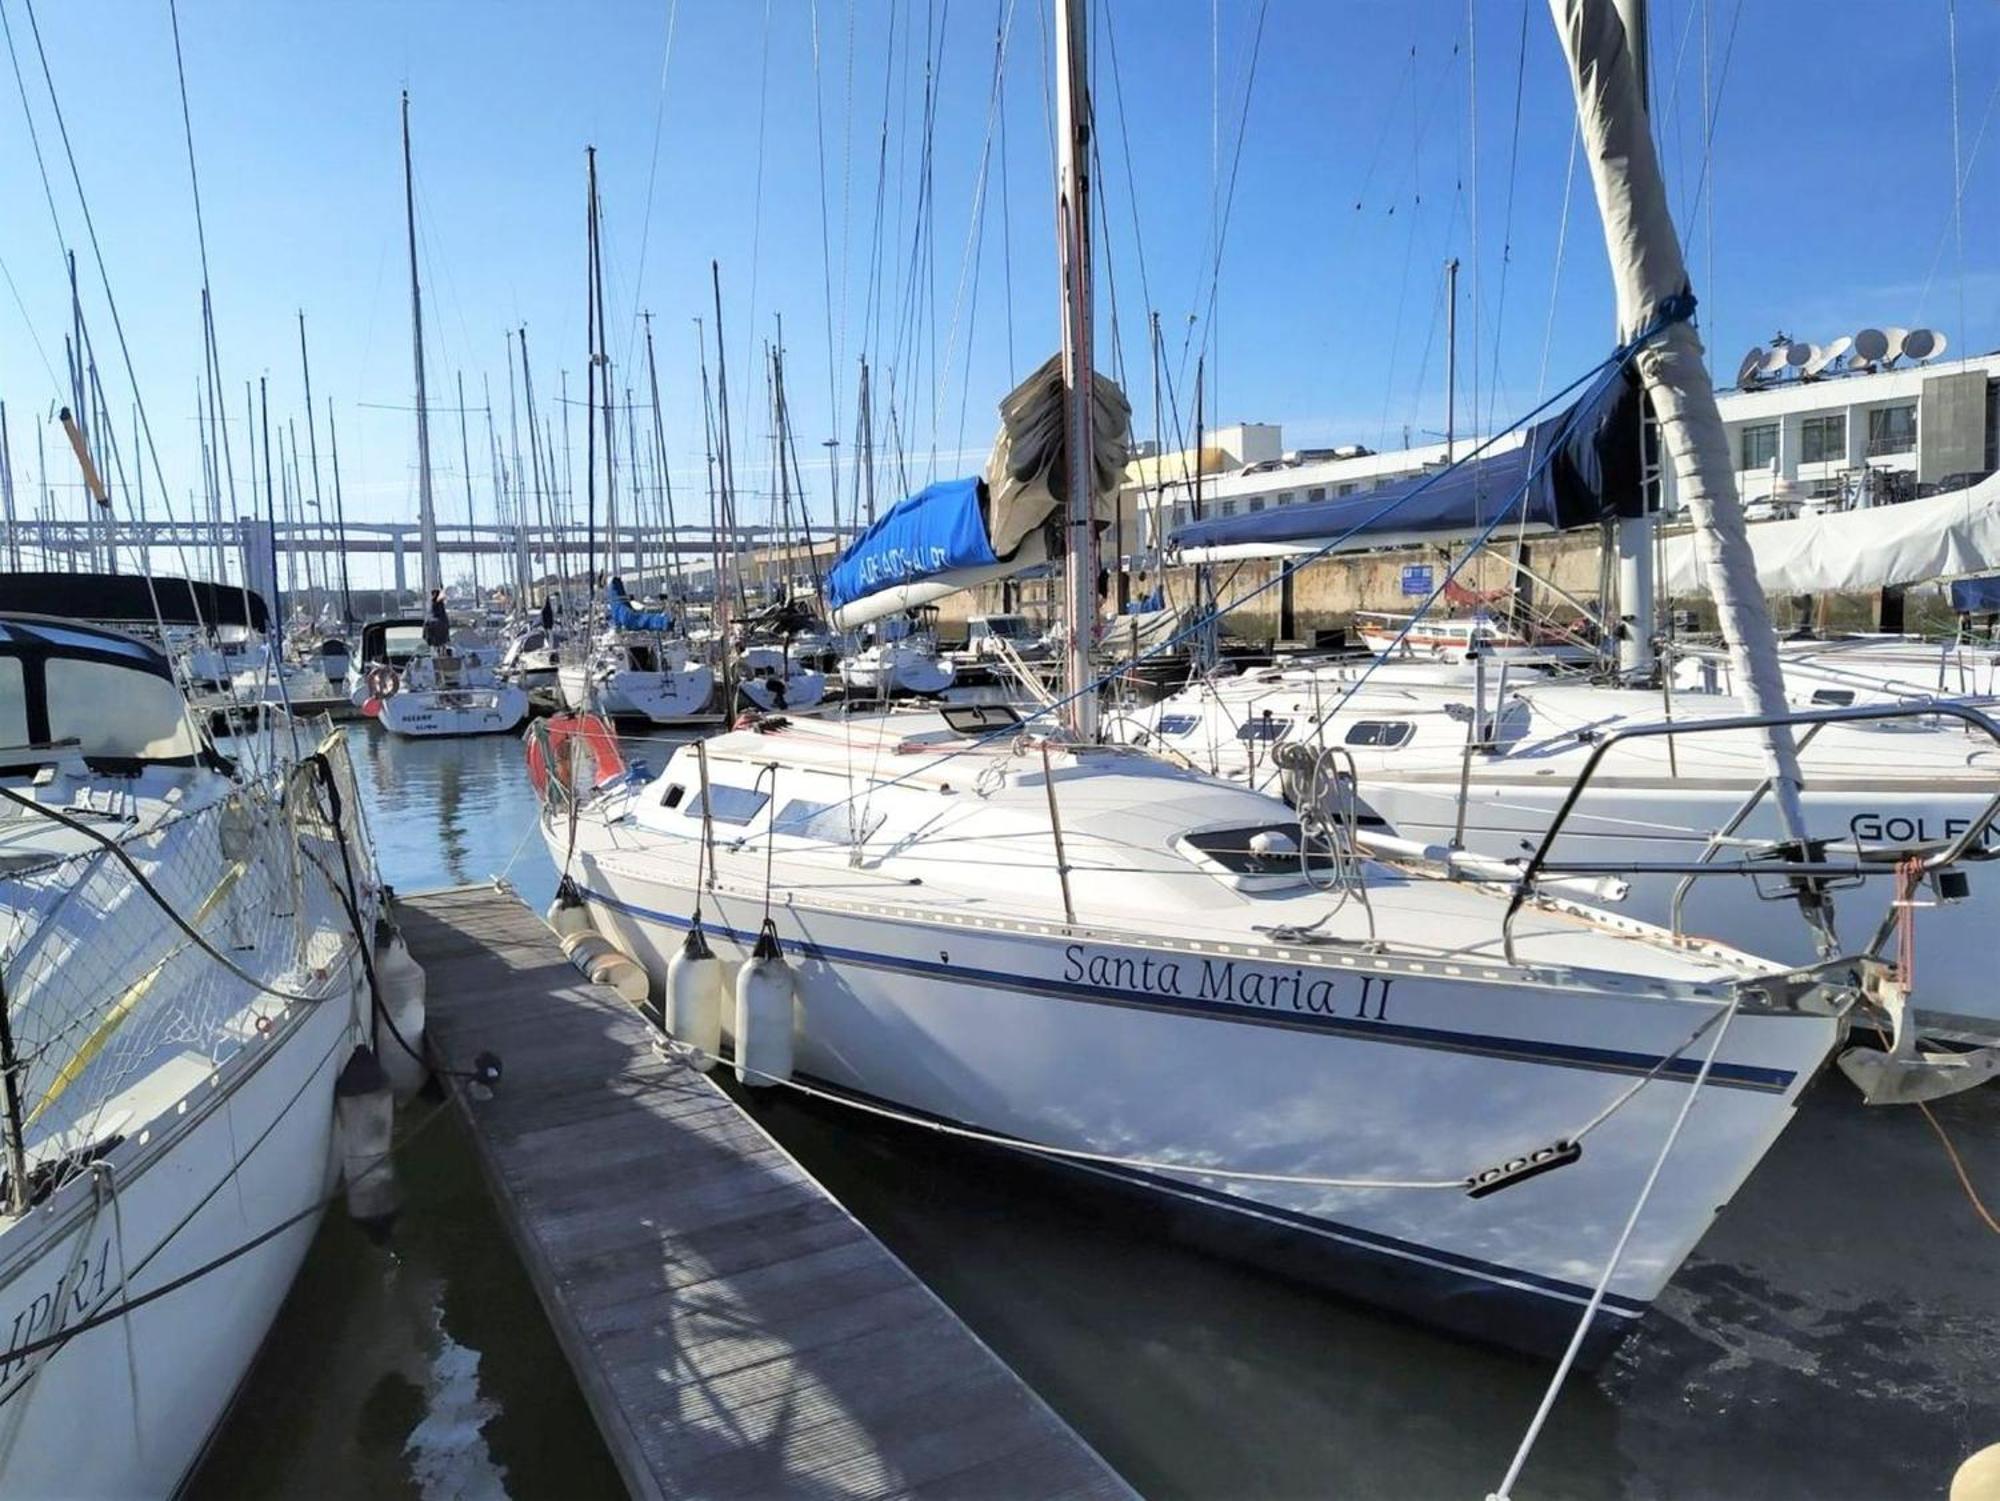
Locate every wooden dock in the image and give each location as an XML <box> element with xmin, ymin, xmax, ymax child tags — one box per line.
<box><xmin>400</xmin><ymin>883</ymin><xmax>1134</xmax><ymax>1501</ymax></box>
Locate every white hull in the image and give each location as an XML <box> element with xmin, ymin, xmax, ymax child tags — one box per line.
<box><xmin>0</xmin><ymin>977</ymin><xmax>358</xmax><ymax>1496</ymax></box>
<box><xmin>840</xmin><ymin>647</ymin><xmax>956</xmax><ymax>697</ymax></box>
<box><xmin>558</xmin><ymin>662</ymin><xmax>715</xmax><ymax>722</ymax></box>
<box><xmin>378</xmin><ymin>684</ymin><xmax>529</xmax><ymax>738</ymax></box>
<box><xmin>566</xmin><ymin>833</ymin><xmax>1833</xmax><ymax>1358</ymax></box>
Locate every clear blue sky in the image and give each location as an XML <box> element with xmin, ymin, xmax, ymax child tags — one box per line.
<box><xmin>1</xmin><ymin>0</ymin><xmax>1995</xmax><ymax>591</ymax></box>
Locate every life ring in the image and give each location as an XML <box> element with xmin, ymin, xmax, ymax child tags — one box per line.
<box><xmin>530</xmin><ymin>714</ymin><xmax>626</xmax><ymax>795</ymax></box>
<box><xmin>367</xmin><ymin>665</ymin><xmax>402</xmax><ymax>700</ymax></box>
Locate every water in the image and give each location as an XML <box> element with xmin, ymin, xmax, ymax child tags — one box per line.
<box><xmin>197</xmin><ymin>724</ymin><xmax>2000</xmax><ymax>1498</ymax></box>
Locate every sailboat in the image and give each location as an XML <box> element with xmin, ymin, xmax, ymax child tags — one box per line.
<box><xmin>527</xmin><ymin>0</ymin><xmax>1857</xmax><ymax>1362</ymax></box>
<box><xmin>0</xmin><ymin>583</ymin><xmax>391</xmax><ymax>1494</ymax></box>
<box><xmin>371</xmin><ymin>95</ymin><xmax>528</xmax><ymax>741</ymax></box>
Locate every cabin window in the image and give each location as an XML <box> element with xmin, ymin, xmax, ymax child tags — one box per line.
<box><xmin>1809</xmin><ymin>688</ymin><xmax>1856</xmax><ymax>707</ymax></box>
<box><xmin>1181</xmin><ymin>824</ymin><xmax>1330</xmax><ymax>876</ymax></box>
<box><xmin>1309</xmin><ymin>487</ymin><xmax>1327</xmax><ymax>502</ymax></box>
<box><xmin>1276</xmin><ymin>491</ymin><xmax>1294</xmax><ymax>507</ymax></box>
<box><xmin>1156</xmin><ymin>713</ymin><xmax>1200</xmax><ymax>737</ymax></box>
<box><xmin>1248</xmin><ymin>497</ymin><xmax>1265</xmax><ymax>513</ymax></box>
<box><xmin>1867</xmin><ymin>404</ymin><xmax>1916</xmax><ymax>457</ymax></box>
<box><xmin>1801</xmin><ymin>414</ymin><xmax>1846</xmax><ymax>465</ymax></box>
<box><xmin>1345</xmin><ymin>720</ymin><xmax>1415</xmax><ymax>748</ymax></box>
<box><xmin>1220</xmin><ymin>500</ymin><xmax>1238</xmax><ymax>518</ymax></box>
<box><xmin>659</xmin><ymin>783</ymin><xmax>686</xmax><ymax>808</ymax></box>
<box><xmin>1740</xmin><ymin>423</ymin><xmax>1778</xmax><ymax>471</ymax></box>
<box><xmin>1337</xmin><ymin>482</ymin><xmax>1358</xmax><ymax>496</ymax></box>
<box><xmin>685</xmin><ymin>785</ymin><xmax>770</xmax><ymax>826</ymax></box>
<box><xmin>45</xmin><ymin>658</ymin><xmax>199</xmax><ymax>761</ymax></box>
<box><xmin>772</xmin><ymin>796</ymin><xmax>851</xmax><ymax>842</ymax></box>
<box><xmin>1235</xmin><ymin>716</ymin><xmax>1291</xmax><ymax>742</ymax></box>
<box><xmin>0</xmin><ymin>658</ymin><xmax>28</xmax><ymax>750</ymax></box>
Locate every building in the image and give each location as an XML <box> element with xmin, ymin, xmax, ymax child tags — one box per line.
<box><xmin>1131</xmin><ymin>347</ymin><xmax>2000</xmax><ymax>552</ymax></box>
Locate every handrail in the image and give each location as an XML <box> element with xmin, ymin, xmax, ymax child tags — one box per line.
<box><xmin>1500</xmin><ymin>698</ymin><xmax>2000</xmax><ymax>965</ymax></box>
<box><xmin>1666</xmin><ymin>720</ymin><xmax>1831</xmax><ymax>935</ymax></box>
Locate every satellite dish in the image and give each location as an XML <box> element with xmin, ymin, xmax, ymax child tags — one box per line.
<box><xmin>1784</xmin><ymin>341</ymin><xmax>1816</xmax><ymax>370</ymax></box>
<box><xmin>1737</xmin><ymin>347</ymin><xmax>1769</xmax><ymax>385</ymax></box>
<box><xmin>1903</xmin><ymin>327</ymin><xmax>1947</xmax><ymax>361</ymax></box>
<box><xmin>1853</xmin><ymin>327</ymin><xmax>1889</xmax><ymax>363</ymax></box>
<box><xmin>1758</xmin><ymin>345</ymin><xmax>1792</xmax><ymax>377</ymax></box>
<box><xmin>1805</xmin><ymin>335</ymin><xmax>1851</xmax><ymax>377</ymax></box>
<box><xmin>1882</xmin><ymin>326</ymin><xmax>1909</xmax><ymax>364</ymax></box>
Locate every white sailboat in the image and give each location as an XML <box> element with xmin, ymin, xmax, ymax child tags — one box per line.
<box><xmin>529</xmin><ymin>0</ymin><xmax>1858</xmax><ymax>1361</ymax></box>
<box><xmin>0</xmin><ymin>601</ymin><xmax>389</xmax><ymax>1494</ymax></box>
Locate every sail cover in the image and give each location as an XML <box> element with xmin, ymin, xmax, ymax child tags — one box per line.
<box><xmin>1169</xmin><ymin>373</ymin><xmax>1641</xmax><ymax>561</ymax></box>
<box><xmin>1661</xmin><ymin>471</ymin><xmax>2000</xmax><ymax>598</ymax></box>
<box><xmin>824</xmin><ymin>476</ymin><xmax>999</xmax><ymax>615</ymax></box>
<box><xmin>0</xmin><ymin>573</ymin><xmax>270</xmax><ymax>630</ymax></box>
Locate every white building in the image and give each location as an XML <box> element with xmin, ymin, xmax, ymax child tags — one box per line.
<box><xmin>1135</xmin><ymin>349</ymin><xmax>2000</xmax><ymax>551</ymax></box>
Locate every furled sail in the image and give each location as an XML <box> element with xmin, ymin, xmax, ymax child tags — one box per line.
<box><xmin>826</xmin><ymin>353</ymin><xmax>1131</xmax><ymax>629</ymax></box>
<box><xmin>1169</xmin><ymin>374</ymin><xmax>1640</xmax><ymax>563</ymax></box>
<box><xmin>1661</xmin><ymin>472</ymin><xmax>2000</xmax><ymax>598</ymax></box>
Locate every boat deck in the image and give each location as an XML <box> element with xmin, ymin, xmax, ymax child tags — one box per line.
<box><xmin>400</xmin><ymin>882</ymin><xmax>1132</xmax><ymax>1501</ymax></box>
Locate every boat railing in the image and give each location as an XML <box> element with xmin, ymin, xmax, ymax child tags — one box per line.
<box><xmin>1497</xmin><ymin>699</ymin><xmax>2000</xmax><ymax>965</ymax></box>
<box><xmin>0</xmin><ymin>731</ymin><xmax>371</xmax><ymax>1212</ymax></box>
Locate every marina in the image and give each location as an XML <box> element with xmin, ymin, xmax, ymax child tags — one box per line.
<box><xmin>0</xmin><ymin>0</ymin><xmax>1996</xmax><ymax>1496</ymax></box>
<box><xmin>401</xmin><ymin>881</ymin><xmax>1131</xmax><ymax>1501</ymax></box>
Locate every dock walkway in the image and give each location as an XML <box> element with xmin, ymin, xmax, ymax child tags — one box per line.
<box><xmin>401</xmin><ymin>883</ymin><xmax>1132</xmax><ymax>1501</ymax></box>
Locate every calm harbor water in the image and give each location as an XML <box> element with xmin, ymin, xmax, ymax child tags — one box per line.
<box><xmin>194</xmin><ymin>723</ymin><xmax>1999</xmax><ymax>1499</ymax></box>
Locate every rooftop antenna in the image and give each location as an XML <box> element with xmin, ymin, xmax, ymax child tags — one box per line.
<box><xmin>1852</xmin><ymin>327</ymin><xmax>1889</xmax><ymax>368</ymax></box>
<box><xmin>1902</xmin><ymin>327</ymin><xmax>1947</xmax><ymax>362</ymax></box>
<box><xmin>1735</xmin><ymin>346</ymin><xmax>1768</xmax><ymax>386</ymax></box>
<box><xmin>1803</xmin><ymin>335</ymin><xmax>1850</xmax><ymax>378</ymax></box>
<box><xmin>1881</xmin><ymin>327</ymin><xmax>1910</xmax><ymax>366</ymax></box>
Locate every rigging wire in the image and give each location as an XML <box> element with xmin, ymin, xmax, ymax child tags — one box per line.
<box><xmin>621</xmin><ymin>0</ymin><xmax>681</xmax><ymax>372</ymax></box>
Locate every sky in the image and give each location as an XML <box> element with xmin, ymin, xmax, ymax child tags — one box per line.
<box><xmin>0</xmin><ymin>0</ymin><xmax>1996</xmax><ymax>593</ymax></box>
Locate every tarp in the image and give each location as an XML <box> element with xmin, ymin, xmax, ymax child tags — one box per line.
<box><xmin>0</xmin><ymin>573</ymin><xmax>269</xmax><ymax>631</ymax></box>
<box><xmin>1661</xmin><ymin>472</ymin><xmax>2000</xmax><ymax>598</ymax></box>
<box><xmin>1169</xmin><ymin>372</ymin><xmax>1641</xmax><ymax>561</ymax></box>
<box><xmin>824</xmin><ymin>476</ymin><xmax>999</xmax><ymax>613</ymax></box>
<box><xmin>1951</xmin><ymin>574</ymin><xmax>2000</xmax><ymax>613</ymax></box>
<box><xmin>606</xmin><ymin>581</ymin><xmax>674</xmax><ymax>633</ymax></box>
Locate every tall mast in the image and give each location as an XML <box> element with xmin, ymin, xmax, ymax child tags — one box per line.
<box><xmin>402</xmin><ymin>91</ymin><xmax>441</xmax><ymax>596</ymax></box>
<box><xmin>1055</xmin><ymin>0</ymin><xmax>1097</xmax><ymax>739</ymax></box>
<box><xmin>643</xmin><ymin>313</ymin><xmax>683</xmax><ymax>604</ymax></box>
<box><xmin>1550</xmin><ymin>0</ymin><xmax>1824</xmax><ymax>936</ymax></box>
<box><xmin>327</xmin><ymin>396</ymin><xmax>352</xmax><ymax>622</ymax></box>
<box><xmin>457</xmin><ymin>370</ymin><xmax>483</xmax><ymax>606</ymax></box>
<box><xmin>298</xmin><ymin>311</ymin><xmax>348</xmax><ymax>622</ymax></box>
<box><xmin>0</xmin><ymin>401</ymin><xmax>16</xmax><ymax>571</ymax></box>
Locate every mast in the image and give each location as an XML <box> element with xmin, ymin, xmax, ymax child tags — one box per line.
<box><xmin>0</xmin><ymin>401</ymin><xmax>16</xmax><ymax>571</ymax></box>
<box><xmin>1550</xmin><ymin>0</ymin><xmax>1824</xmax><ymax>928</ymax></box>
<box><xmin>402</xmin><ymin>91</ymin><xmax>441</xmax><ymax>597</ymax></box>
<box><xmin>642</xmin><ymin>313</ymin><xmax>683</xmax><ymax>605</ymax></box>
<box><xmin>1444</xmin><ymin>256</ymin><xmax>1459</xmax><ymax>464</ymax></box>
<box><xmin>327</xmin><ymin>396</ymin><xmax>353</xmax><ymax>623</ymax></box>
<box><xmin>1054</xmin><ymin>0</ymin><xmax>1098</xmax><ymax>740</ymax></box>
<box><xmin>299</xmin><ymin>311</ymin><xmax>349</xmax><ymax>622</ymax></box>
<box><xmin>1608</xmin><ymin>0</ymin><xmax>1656</xmax><ymax>679</ymax></box>
<box><xmin>456</xmin><ymin>370</ymin><xmax>483</xmax><ymax>607</ymax></box>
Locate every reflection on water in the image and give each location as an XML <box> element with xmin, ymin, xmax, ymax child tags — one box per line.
<box><xmin>197</xmin><ymin>723</ymin><xmax>1999</xmax><ymax>1499</ymax></box>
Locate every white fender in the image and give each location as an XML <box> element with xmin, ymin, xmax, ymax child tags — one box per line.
<box><xmin>733</xmin><ymin>920</ymin><xmax>797</xmax><ymax>1088</ymax></box>
<box><xmin>334</xmin><ymin>1046</ymin><xmax>398</xmax><ymax>1236</ymax></box>
<box><xmin>561</xmin><ymin>929</ymin><xmax>649</xmax><ymax>1006</ymax></box>
<box><xmin>665</xmin><ymin>924</ymin><xmax>726</xmax><ymax>1071</ymax></box>
<box><xmin>373</xmin><ymin>925</ymin><xmax>430</xmax><ymax>1102</ymax></box>
<box><xmin>546</xmin><ymin>898</ymin><xmax>595</xmax><ymax>940</ymax></box>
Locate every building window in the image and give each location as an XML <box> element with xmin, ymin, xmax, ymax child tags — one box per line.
<box><xmin>1276</xmin><ymin>491</ymin><xmax>1293</xmax><ymax>506</ymax></box>
<box><xmin>1309</xmin><ymin>487</ymin><xmax>1327</xmax><ymax>502</ymax></box>
<box><xmin>1800</xmin><ymin>413</ymin><xmax>1846</xmax><ymax>465</ymax></box>
<box><xmin>1337</xmin><ymin>483</ymin><xmax>1358</xmax><ymax>496</ymax></box>
<box><xmin>1248</xmin><ymin>497</ymin><xmax>1265</xmax><ymax>513</ymax></box>
<box><xmin>1740</xmin><ymin>422</ymin><xmax>1778</xmax><ymax>471</ymax></box>
<box><xmin>1867</xmin><ymin>404</ymin><xmax>1916</xmax><ymax>457</ymax></box>
<box><xmin>1220</xmin><ymin>500</ymin><xmax>1237</xmax><ymax>518</ymax></box>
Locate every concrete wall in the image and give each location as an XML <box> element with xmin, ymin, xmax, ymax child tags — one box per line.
<box><xmin>1919</xmin><ymin>371</ymin><xmax>1990</xmax><ymax>483</ymax></box>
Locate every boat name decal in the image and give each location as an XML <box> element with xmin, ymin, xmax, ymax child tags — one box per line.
<box><xmin>1062</xmin><ymin>944</ymin><xmax>1391</xmax><ymax>1022</ymax></box>
<box><xmin>1849</xmin><ymin>812</ymin><xmax>1987</xmax><ymax>847</ymax></box>
<box><xmin>1</xmin><ymin>1232</ymin><xmax>114</xmax><ymax>1380</ymax></box>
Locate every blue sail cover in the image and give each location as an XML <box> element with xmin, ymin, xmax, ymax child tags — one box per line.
<box><xmin>606</xmin><ymin>583</ymin><xmax>673</xmax><ymax>632</ymax></box>
<box><xmin>1950</xmin><ymin>575</ymin><xmax>2000</xmax><ymax>613</ymax></box>
<box><xmin>1169</xmin><ymin>371</ymin><xmax>1642</xmax><ymax>555</ymax></box>
<box><xmin>825</xmin><ymin>476</ymin><xmax>998</xmax><ymax>612</ymax></box>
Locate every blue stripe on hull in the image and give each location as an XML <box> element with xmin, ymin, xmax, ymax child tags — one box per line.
<box><xmin>582</xmin><ymin>885</ymin><xmax>1797</xmax><ymax>1091</ymax></box>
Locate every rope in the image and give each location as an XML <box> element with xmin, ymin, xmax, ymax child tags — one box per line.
<box><xmin>1488</xmin><ymin>995</ymin><xmax>1741</xmax><ymax>1501</ymax></box>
